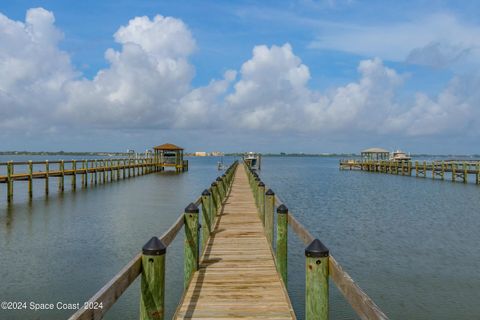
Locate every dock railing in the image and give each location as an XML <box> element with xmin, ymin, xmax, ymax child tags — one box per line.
<box><xmin>340</xmin><ymin>159</ymin><xmax>480</xmax><ymax>184</ymax></box>
<box><xmin>68</xmin><ymin>160</ymin><xmax>238</xmax><ymax>320</ymax></box>
<box><xmin>0</xmin><ymin>156</ymin><xmax>190</xmax><ymax>203</ymax></box>
<box><xmin>245</xmin><ymin>162</ymin><xmax>389</xmax><ymax>320</ymax></box>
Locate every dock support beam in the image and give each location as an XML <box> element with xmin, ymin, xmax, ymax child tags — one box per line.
<box><xmin>7</xmin><ymin>161</ymin><xmax>13</xmax><ymax>203</ymax></box>
<box><xmin>184</xmin><ymin>203</ymin><xmax>199</xmax><ymax>289</ymax></box>
<box><xmin>264</xmin><ymin>188</ymin><xmax>274</xmax><ymax>243</ymax></box>
<box><xmin>71</xmin><ymin>160</ymin><xmax>77</xmax><ymax>191</ymax></box>
<box><xmin>28</xmin><ymin>161</ymin><xmax>33</xmax><ymax>198</ymax></box>
<box><xmin>45</xmin><ymin>161</ymin><xmax>49</xmax><ymax>195</ymax></box>
<box><xmin>258</xmin><ymin>181</ymin><xmax>265</xmax><ymax>224</ymax></box>
<box><xmin>305</xmin><ymin>239</ymin><xmax>329</xmax><ymax>320</ymax></box>
<box><xmin>276</xmin><ymin>203</ymin><xmax>288</xmax><ymax>286</ymax></box>
<box><xmin>59</xmin><ymin>160</ymin><xmax>65</xmax><ymax>192</ymax></box>
<box><xmin>140</xmin><ymin>236</ymin><xmax>166</xmax><ymax>320</ymax></box>
<box><xmin>201</xmin><ymin>189</ymin><xmax>212</xmax><ymax>254</ymax></box>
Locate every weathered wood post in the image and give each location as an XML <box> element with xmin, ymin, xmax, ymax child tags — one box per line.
<box><xmin>415</xmin><ymin>161</ymin><xmax>418</xmax><ymax>177</ymax></box>
<box><xmin>102</xmin><ymin>160</ymin><xmax>107</xmax><ymax>183</ymax></box>
<box><xmin>254</xmin><ymin>177</ymin><xmax>260</xmax><ymax>207</ymax></box>
<box><xmin>81</xmin><ymin>160</ymin><xmax>86</xmax><ymax>187</ymax></box>
<box><xmin>305</xmin><ymin>239</ymin><xmax>329</xmax><ymax>320</ymax></box>
<box><xmin>28</xmin><ymin>161</ymin><xmax>33</xmax><ymax>198</ymax></box>
<box><xmin>94</xmin><ymin>160</ymin><xmax>98</xmax><ymax>184</ymax></box>
<box><xmin>264</xmin><ymin>189</ymin><xmax>275</xmax><ymax>229</ymax></box>
<box><xmin>184</xmin><ymin>203</ymin><xmax>199</xmax><ymax>289</ymax></box>
<box><xmin>441</xmin><ymin>161</ymin><xmax>445</xmax><ymax>180</ymax></box>
<box><xmin>117</xmin><ymin>160</ymin><xmax>121</xmax><ymax>180</ymax></box>
<box><xmin>59</xmin><ymin>160</ymin><xmax>65</xmax><ymax>192</ymax></box>
<box><xmin>463</xmin><ymin>162</ymin><xmax>467</xmax><ymax>183</ymax></box>
<box><xmin>423</xmin><ymin>161</ymin><xmax>427</xmax><ymax>178</ymax></box>
<box><xmin>140</xmin><ymin>236</ymin><xmax>166</xmax><ymax>320</ymax></box>
<box><xmin>258</xmin><ymin>181</ymin><xmax>265</xmax><ymax>223</ymax></box>
<box><xmin>276</xmin><ymin>203</ymin><xmax>288</xmax><ymax>285</ymax></box>
<box><xmin>90</xmin><ymin>161</ymin><xmax>94</xmax><ymax>186</ymax></box>
<box><xmin>7</xmin><ymin>161</ymin><xmax>13</xmax><ymax>202</ymax></box>
<box><xmin>211</xmin><ymin>182</ymin><xmax>220</xmax><ymax>212</ymax></box>
<box><xmin>452</xmin><ymin>163</ymin><xmax>456</xmax><ymax>182</ymax></box>
<box><xmin>45</xmin><ymin>161</ymin><xmax>49</xmax><ymax>195</ymax></box>
<box><xmin>201</xmin><ymin>189</ymin><xmax>212</xmax><ymax>254</ymax></box>
<box><xmin>71</xmin><ymin>160</ymin><xmax>77</xmax><ymax>191</ymax></box>
<box><xmin>216</xmin><ymin>177</ymin><xmax>225</xmax><ymax>202</ymax></box>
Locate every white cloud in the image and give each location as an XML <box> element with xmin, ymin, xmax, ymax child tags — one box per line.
<box><xmin>308</xmin><ymin>13</ymin><xmax>480</xmax><ymax>70</ymax></box>
<box><xmin>0</xmin><ymin>7</ymin><xmax>478</xmax><ymax>148</ymax></box>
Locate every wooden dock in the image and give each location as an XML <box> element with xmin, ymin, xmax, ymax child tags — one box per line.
<box><xmin>0</xmin><ymin>157</ymin><xmax>188</xmax><ymax>203</ymax></box>
<box><xmin>174</xmin><ymin>165</ymin><xmax>295</xmax><ymax>319</ymax></box>
<box><xmin>70</xmin><ymin>160</ymin><xmax>388</xmax><ymax>320</ymax></box>
<box><xmin>340</xmin><ymin>159</ymin><xmax>480</xmax><ymax>184</ymax></box>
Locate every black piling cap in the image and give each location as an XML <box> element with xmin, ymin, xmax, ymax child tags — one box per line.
<box><xmin>202</xmin><ymin>189</ymin><xmax>211</xmax><ymax>196</ymax></box>
<box><xmin>211</xmin><ymin>182</ymin><xmax>217</xmax><ymax>187</ymax></box>
<box><xmin>142</xmin><ymin>236</ymin><xmax>166</xmax><ymax>255</ymax></box>
<box><xmin>266</xmin><ymin>189</ymin><xmax>275</xmax><ymax>196</ymax></box>
<box><xmin>185</xmin><ymin>202</ymin><xmax>199</xmax><ymax>213</ymax></box>
<box><xmin>254</xmin><ymin>177</ymin><xmax>260</xmax><ymax>181</ymax></box>
<box><xmin>216</xmin><ymin>177</ymin><xmax>223</xmax><ymax>181</ymax></box>
<box><xmin>258</xmin><ymin>181</ymin><xmax>265</xmax><ymax>187</ymax></box>
<box><xmin>305</xmin><ymin>239</ymin><xmax>329</xmax><ymax>258</ymax></box>
<box><xmin>222</xmin><ymin>173</ymin><xmax>226</xmax><ymax>177</ymax></box>
<box><xmin>277</xmin><ymin>204</ymin><xmax>288</xmax><ymax>214</ymax></box>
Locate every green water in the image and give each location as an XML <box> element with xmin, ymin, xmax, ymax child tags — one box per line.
<box><xmin>1</xmin><ymin>156</ymin><xmax>479</xmax><ymax>319</ymax></box>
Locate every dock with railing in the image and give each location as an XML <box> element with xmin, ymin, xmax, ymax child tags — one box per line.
<box><xmin>0</xmin><ymin>155</ymin><xmax>188</xmax><ymax>203</ymax></box>
<box><xmin>69</xmin><ymin>160</ymin><xmax>388</xmax><ymax>320</ymax></box>
<box><xmin>340</xmin><ymin>159</ymin><xmax>480</xmax><ymax>184</ymax></box>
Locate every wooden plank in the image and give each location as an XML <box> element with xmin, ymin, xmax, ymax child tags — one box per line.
<box><xmin>174</xmin><ymin>165</ymin><xmax>296</xmax><ymax>319</ymax></box>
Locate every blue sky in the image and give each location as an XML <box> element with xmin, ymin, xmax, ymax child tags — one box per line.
<box><xmin>1</xmin><ymin>1</ymin><xmax>479</xmax><ymax>153</ymax></box>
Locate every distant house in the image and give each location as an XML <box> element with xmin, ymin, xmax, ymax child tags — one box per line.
<box><xmin>194</xmin><ymin>152</ymin><xmax>207</xmax><ymax>157</ymax></box>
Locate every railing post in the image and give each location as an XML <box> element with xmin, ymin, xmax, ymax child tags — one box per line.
<box><xmin>305</xmin><ymin>239</ymin><xmax>329</xmax><ymax>320</ymax></box>
<box><xmin>45</xmin><ymin>160</ymin><xmax>49</xmax><ymax>195</ymax></box>
<box><xmin>258</xmin><ymin>181</ymin><xmax>265</xmax><ymax>222</ymax></box>
<box><xmin>140</xmin><ymin>236</ymin><xmax>166</xmax><ymax>320</ymax></box>
<box><xmin>201</xmin><ymin>189</ymin><xmax>212</xmax><ymax>254</ymax></box>
<box><xmin>7</xmin><ymin>161</ymin><xmax>13</xmax><ymax>203</ymax></box>
<box><xmin>211</xmin><ymin>182</ymin><xmax>220</xmax><ymax>212</ymax></box>
<box><xmin>28</xmin><ymin>161</ymin><xmax>33</xmax><ymax>198</ymax></box>
<box><xmin>264</xmin><ymin>188</ymin><xmax>274</xmax><ymax>238</ymax></box>
<box><xmin>72</xmin><ymin>160</ymin><xmax>77</xmax><ymax>191</ymax></box>
<box><xmin>184</xmin><ymin>203</ymin><xmax>199</xmax><ymax>289</ymax></box>
<box><xmin>59</xmin><ymin>160</ymin><xmax>65</xmax><ymax>192</ymax></box>
<box><xmin>216</xmin><ymin>177</ymin><xmax>225</xmax><ymax>201</ymax></box>
<box><xmin>276</xmin><ymin>203</ymin><xmax>288</xmax><ymax>285</ymax></box>
<box><xmin>254</xmin><ymin>177</ymin><xmax>260</xmax><ymax>206</ymax></box>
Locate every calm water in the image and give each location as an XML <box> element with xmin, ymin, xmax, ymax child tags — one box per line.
<box><xmin>1</xmin><ymin>156</ymin><xmax>479</xmax><ymax>319</ymax></box>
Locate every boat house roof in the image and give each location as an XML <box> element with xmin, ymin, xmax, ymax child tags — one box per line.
<box><xmin>153</xmin><ymin>143</ymin><xmax>184</xmax><ymax>151</ymax></box>
<box><xmin>361</xmin><ymin>147</ymin><xmax>389</xmax><ymax>154</ymax></box>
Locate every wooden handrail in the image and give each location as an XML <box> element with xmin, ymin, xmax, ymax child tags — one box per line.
<box><xmin>68</xmin><ymin>161</ymin><xmax>238</xmax><ymax>320</ymax></box>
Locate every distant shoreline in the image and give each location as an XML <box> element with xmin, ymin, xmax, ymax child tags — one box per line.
<box><xmin>1</xmin><ymin>151</ymin><xmax>479</xmax><ymax>158</ymax></box>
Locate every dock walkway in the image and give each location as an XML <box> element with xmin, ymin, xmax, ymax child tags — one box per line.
<box><xmin>174</xmin><ymin>165</ymin><xmax>296</xmax><ymax>319</ymax></box>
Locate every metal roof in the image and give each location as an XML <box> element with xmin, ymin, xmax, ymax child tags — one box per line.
<box><xmin>361</xmin><ymin>147</ymin><xmax>389</xmax><ymax>153</ymax></box>
<box><xmin>153</xmin><ymin>143</ymin><xmax>184</xmax><ymax>150</ymax></box>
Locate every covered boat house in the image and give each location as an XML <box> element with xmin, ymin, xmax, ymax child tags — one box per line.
<box><xmin>361</xmin><ymin>147</ymin><xmax>390</xmax><ymax>161</ymax></box>
<box><xmin>153</xmin><ymin>143</ymin><xmax>188</xmax><ymax>172</ymax></box>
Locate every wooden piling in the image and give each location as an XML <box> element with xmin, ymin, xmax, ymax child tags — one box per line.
<box><xmin>452</xmin><ymin>163</ymin><xmax>456</xmax><ymax>182</ymax></box>
<box><xmin>7</xmin><ymin>161</ymin><xmax>13</xmax><ymax>202</ymax></box>
<box><xmin>184</xmin><ymin>203</ymin><xmax>199</xmax><ymax>289</ymax></box>
<box><xmin>140</xmin><ymin>236</ymin><xmax>166</xmax><ymax>320</ymax></box>
<box><xmin>258</xmin><ymin>181</ymin><xmax>265</xmax><ymax>224</ymax></box>
<box><xmin>305</xmin><ymin>239</ymin><xmax>329</xmax><ymax>320</ymax></box>
<box><xmin>264</xmin><ymin>188</ymin><xmax>274</xmax><ymax>244</ymax></box>
<box><xmin>28</xmin><ymin>161</ymin><xmax>33</xmax><ymax>198</ymax></box>
<box><xmin>59</xmin><ymin>160</ymin><xmax>65</xmax><ymax>192</ymax></box>
<box><xmin>72</xmin><ymin>160</ymin><xmax>77</xmax><ymax>191</ymax></box>
<box><xmin>45</xmin><ymin>161</ymin><xmax>49</xmax><ymax>195</ymax></box>
<box><xmin>276</xmin><ymin>203</ymin><xmax>288</xmax><ymax>286</ymax></box>
<box><xmin>201</xmin><ymin>189</ymin><xmax>212</xmax><ymax>254</ymax></box>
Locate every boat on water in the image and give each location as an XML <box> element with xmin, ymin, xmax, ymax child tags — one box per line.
<box><xmin>243</xmin><ymin>152</ymin><xmax>261</xmax><ymax>170</ymax></box>
<box><xmin>390</xmin><ymin>150</ymin><xmax>411</xmax><ymax>161</ymax></box>
<box><xmin>217</xmin><ymin>159</ymin><xmax>226</xmax><ymax>170</ymax></box>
